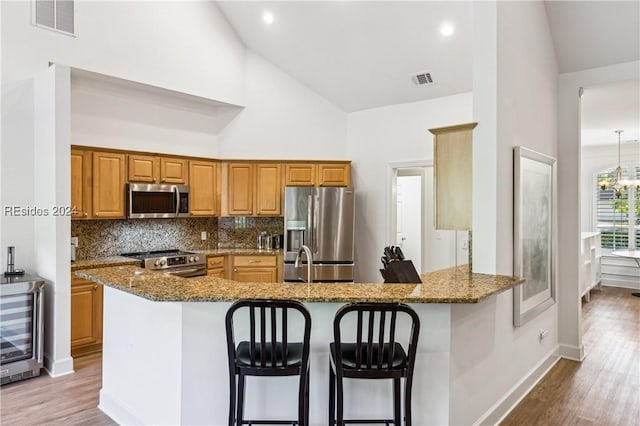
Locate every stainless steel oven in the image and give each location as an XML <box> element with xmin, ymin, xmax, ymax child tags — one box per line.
<box><xmin>121</xmin><ymin>250</ymin><xmax>206</xmax><ymax>278</ymax></box>
<box><xmin>1</xmin><ymin>275</ymin><xmax>45</xmax><ymax>385</ymax></box>
<box><xmin>127</xmin><ymin>183</ymin><xmax>190</xmax><ymax>219</ymax></box>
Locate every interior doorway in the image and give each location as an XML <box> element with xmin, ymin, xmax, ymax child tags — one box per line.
<box><xmin>388</xmin><ymin>161</ymin><xmax>467</xmax><ymax>273</ymax></box>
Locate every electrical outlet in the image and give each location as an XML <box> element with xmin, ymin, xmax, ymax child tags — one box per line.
<box><xmin>538</xmin><ymin>329</ymin><xmax>548</xmax><ymax>342</ymax></box>
<box><xmin>462</xmin><ymin>240</ymin><xmax>469</xmax><ymax>250</ymax></box>
<box><xmin>201</xmin><ymin>231</ymin><xmax>207</xmax><ymax>241</ymax></box>
<box><xmin>71</xmin><ymin>236</ymin><xmax>79</xmax><ymax>246</ymax></box>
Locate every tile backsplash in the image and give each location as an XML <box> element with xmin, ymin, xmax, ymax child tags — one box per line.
<box><xmin>71</xmin><ymin>217</ymin><xmax>284</xmax><ymax>259</ymax></box>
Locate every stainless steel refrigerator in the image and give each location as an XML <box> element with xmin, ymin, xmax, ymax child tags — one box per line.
<box><xmin>284</xmin><ymin>186</ymin><xmax>355</xmax><ymax>282</ymax></box>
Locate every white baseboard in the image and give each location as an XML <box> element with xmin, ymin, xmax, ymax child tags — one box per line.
<box><xmin>474</xmin><ymin>346</ymin><xmax>560</xmax><ymax>426</ymax></box>
<box><xmin>43</xmin><ymin>354</ymin><xmax>74</xmax><ymax>377</ymax></box>
<box><xmin>558</xmin><ymin>343</ymin><xmax>585</xmax><ymax>361</ymax></box>
<box><xmin>601</xmin><ymin>281</ymin><xmax>640</xmax><ymax>290</ymax></box>
<box><xmin>99</xmin><ymin>389</ymin><xmax>143</xmax><ymax>426</ymax></box>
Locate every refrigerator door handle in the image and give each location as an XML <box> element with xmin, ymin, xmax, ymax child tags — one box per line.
<box><xmin>307</xmin><ymin>194</ymin><xmax>313</xmax><ymax>251</ymax></box>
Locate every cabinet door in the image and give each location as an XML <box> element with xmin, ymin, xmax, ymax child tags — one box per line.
<box><xmin>160</xmin><ymin>157</ymin><xmax>188</xmax><ymax>184</ymax></box>
<box><xmin>190</xmin><ymin>160</ymin><xmax>217</xmax><ymax>216</ymax></box>
<box><xmin>317</xmin><ymin>163</ymin><xmax>351</xmax><ymax>187</ymax></box>
<box><xmin>285</xmin><ymin>163</ymin><xmax>316</xmax><ymax>186</ymax></box>
<box><xmin>233</xmin><ymin>267</ymin><xmax>277</xmax><ymax>283</ymax></box>
<box><xmin>71</xmin><ymin>277</ymin><xmax>103</xmax><ymax>356</ymax></box>
<box><xmin>430</xmin><ymin>122</ymin><xmax>477</xmax><ymax>230</ymax></box>
<box><xmin>227</xmin><ymin>163</ymin><xmax>254</xmax><ymax>215</ymax></box>
<box><xmin>92</xmin><ymin>152</ymin><xmax>126</xmax><ymax>218</ymax></box>
<box><xmin>70</xmin><ymin>149</ymin><xmax>92</xmax><ymax>219</ymax></box>
<box><xmin>128</xmin><ymin>154</ymin><xmax>158</xmax><ymax>183</ymax></box>
<box><xmin>255</xmin><ymin>163</ymin><xmax>282</xmax><ymax>216</ymax></box>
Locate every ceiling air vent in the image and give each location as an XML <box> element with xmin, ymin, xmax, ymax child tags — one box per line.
<box><xmin>33</xmin><ymin>0</ymin><xmax>75</xmax><ymax>36</ymax></box>
<box><xmin>412</xmin><ymin>72</ymin><xmax>434</xmax><ymax>86</ymax></box>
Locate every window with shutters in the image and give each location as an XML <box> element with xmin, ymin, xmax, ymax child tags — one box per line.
<box><xmin>33</xmin><ymin>0</ymin><xmax>75</xmax><ymax>36</ymax></box>
<box><xmin>595</xmin><ymin>166</ymin><xmax>640</xmax><ymax>250</ymax></box>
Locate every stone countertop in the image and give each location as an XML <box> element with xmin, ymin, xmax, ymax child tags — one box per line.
<box><xmin>71</xmin><ymin>257</ymin><xmax>140</xmax><ymax>271</ymax></box>
<box><xmin>187</xmin><ymin>248</ymin><xmax>284</xmax><ymax>256</ymax></box>
<box><xmin>75</xmin><ymin>265</ymin><xmax>523</xmax><ymax>304</ymax></box>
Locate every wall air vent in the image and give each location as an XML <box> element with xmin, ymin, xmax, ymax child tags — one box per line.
<box><xmin>412</xmin><ymin>72</ymin><xmax>434</xmax><ymax>86</ymax></box>
<box><xmin>33</xmin><ymin>0</ymin><xmax>75</xmax><ymax>36</ymax></box>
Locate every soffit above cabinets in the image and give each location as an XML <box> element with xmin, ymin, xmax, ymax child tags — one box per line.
<box><xmin>70</xmin><ymin>67</ymin><xmax>244</xmax><ymax>135</ymax></box>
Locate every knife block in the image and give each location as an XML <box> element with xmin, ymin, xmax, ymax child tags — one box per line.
<box><xmin>381</xmin><ymin>260</ymin><xmax>422</xmax><ymax>283</ymax></box>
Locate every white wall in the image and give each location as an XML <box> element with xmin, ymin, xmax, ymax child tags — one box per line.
<box><xmin>449</xmin><ymin>2</ymin><xmax>560</xmax><ymax>424</ymax></box>
<box><xmin>346</xmin><ymin>92</ymin><xmax>473</xmax><ymax>282</ymax></box>
<box><xmin>1</xmin><ymin>1</ymin><xmax>245</xmax><ymax>104</ymax></box>
<box><xmin>218</xmin><ymin>51</ymin><xmax>348</xmax><ymax>159</ymax></box>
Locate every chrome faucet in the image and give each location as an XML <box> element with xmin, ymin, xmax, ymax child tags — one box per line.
<box><xmin>294</xmin><ymin>245</ymin><xmax>313</xmax><ymax>283</ymax></box>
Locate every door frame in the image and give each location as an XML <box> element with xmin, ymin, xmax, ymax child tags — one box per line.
<box><xmin>386</xmin><ymin>160</ymin><xmax>432</xmax><ymax>272</ymax></box>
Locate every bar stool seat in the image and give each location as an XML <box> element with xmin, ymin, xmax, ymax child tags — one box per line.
<box><xmin>330</xmin><ymin>343</ymin><xmax>408</xmax><ymax>370</ymax></box>
<box><xmin>226</xmin><ymin>299</ymin><xmax>312</xmax><ymax>426</ymax></box>
<box><xmin>236</xmin><ymin>341</ymin><xmax>304</xmax><ymax>367</ymax></box>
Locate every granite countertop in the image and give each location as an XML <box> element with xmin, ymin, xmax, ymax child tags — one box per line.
<box><xmin>71</xmin><ymin>256</ymin><xmax>140</xmax><ymax>271</ymax></box>
<box><xmin>188</xmin><ymin>248</ymin><xmax>284</xmax><ymax>256</ymax></box>
<box><xmin>75</xmin><ymin>264</ymin><xmax>523</xmax><ymax>304</ymax></box>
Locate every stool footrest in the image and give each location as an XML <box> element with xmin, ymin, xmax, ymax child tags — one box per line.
<box><xmin>332</xmin><ymin>420</ymin><xmax>397</xmax><ymax>425</ymax></box>
<box><xmin>240</xmin><ymin>420</ymin><xmax>300</xmax><ymax>425</ymax></box>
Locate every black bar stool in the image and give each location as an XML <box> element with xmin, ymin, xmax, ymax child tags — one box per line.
<box><xmin>226</xmin><ymin>299</ymin><xmax>312</xmax><ymax>426</ymax></box>
<box><xmin>329</xmin><ymin>303</ymin><xmax>420</xmax><ymax>426</ymax></box>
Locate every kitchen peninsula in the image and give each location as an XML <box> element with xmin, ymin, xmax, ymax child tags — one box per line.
<box><xmin>76</xmin><ymin>265</ymin><xmax>522</xmax><ymax>425</ymax></box>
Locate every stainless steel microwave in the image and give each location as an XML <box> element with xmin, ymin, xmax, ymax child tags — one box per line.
<box><xmin>127</xmin><ymin>183</ymin><xmax>190</xmax><ymax>219</ymax></box>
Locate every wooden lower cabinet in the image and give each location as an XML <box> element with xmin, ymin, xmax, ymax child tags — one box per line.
<box><xmin>232</xmin><ymin>255</ymin><xmax>277</xmax><ymax>283</ymax></box>
<box><xmin>71</xmin><ymin>275</ymin><xmax>103</xmax><ymax>357</ymax></box>
<box><xmin>207</xmin><ymin>255</ymin><xmax>227</xmax><ymax>278</ymax></box>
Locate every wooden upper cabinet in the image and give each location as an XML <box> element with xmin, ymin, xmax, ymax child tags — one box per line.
<box><xmin>128</xmin><ymin>154</ymin><xmax>157</xmax><ymax>183</ymax></box>
<box><xmin>189</xmin><ymin>160</ymin><xmax>217</xmax><ymax>216</ymax></box>
<box><xmin>317</xmin><ymin>163</ymin><xmax>351</xmax><ymax>187</ymax></box>
<box><xmin>429</xmin><ymin>122</ymin><xmax>477</xmax><ymax>231</ymax></box>
<box><xmin>70</xmin><ymin>149</ymin><xmax>92</xmax><ymax>219</ymax></box>
<box><xmin>255</xmin><ymin>163</ymin><xmax>282</xmax><ymax>216</ymax></box>
<box><xmin>160</xmin><ymin>157</ymin><xmax>188</xmax><ymax>184</ymax></box>
<box><xmin>225</xmin><ymin>163</ymin><xmax>254</xmax><ymax>215</ymax></box>
<box><xmin>92</xmin><ymin>151</ymin><xmax>126</xmax><ymax>218</ymax></box>
<box><xmin>285</xmin><ymin>163</ymin><xmax>316</xmax><ymax>186</ymax></box>
<box><xmin>128</xmin><ymin>155</ymin><xmax>187</xmax><ymax>184</ymax></box>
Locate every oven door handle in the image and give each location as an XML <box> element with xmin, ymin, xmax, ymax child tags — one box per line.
<box><xmin>164</xmin><ymin>267</ymin><xmax>206</xmax><ymax>277</ymax></box>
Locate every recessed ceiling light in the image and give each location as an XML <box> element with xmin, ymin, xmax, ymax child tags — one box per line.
<box><xmin>440</xmin><ymin>22</ymin><xmax>454</xmax><ymax>37</ymax></box>
<box><xmin>262</xmin><ymin>11</ymin><xmax>275</xmax><ymax>25</ymax></box>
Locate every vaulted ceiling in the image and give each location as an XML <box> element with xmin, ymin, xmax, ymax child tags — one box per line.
<box><xmin>217</xmin><ymin>1</ymin><xmax>639</xmax><ymax>144</ymax></box>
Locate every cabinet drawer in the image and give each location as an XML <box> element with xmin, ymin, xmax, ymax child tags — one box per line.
<box><xmin>207</xmin><ymin>256</ymin><xmax>225</xmax><ymax>269</ymax></box>
<box><xmin>233</xmin><ymin>255</ymin><xmax>276</xmax><ymax>267</ymax></box>
<box><xmin>207</xmin><ymin>268</ymin><xmax>225</xmax><ymax>278</ymax></box>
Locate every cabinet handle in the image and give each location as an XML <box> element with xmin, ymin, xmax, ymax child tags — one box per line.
<box><xmin>83</xmin><ymin>212</ymin><xmax>88</xmax><ymax>217</ymax></box>
<box><xmin>234</xmin><ymin>268</ymin><xmax>238</xmax><ymax>272</ymax></box>
<box><xmin>93</xmin><ymin>285</ymin><xmax>98</xmax><ymax>290</ymax></box>
<box><xmin>95</xmin><ymin>212</ymin><xmax>100</xmax><ymax>217</ymax></box>
<box><xmin>248</xmin><ymin>260</ymin><xmax>260</xmax><ymax>264</ymax></box>
<box><xmin>161</xmin><ymin>178</ymin><xmax>165</xmax><ymax>183</ymax></box>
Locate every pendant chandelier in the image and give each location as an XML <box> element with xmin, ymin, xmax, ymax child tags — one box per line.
<box><xmin>598</xmin><ymin>130</ymin><xmax>640</xmax><ymax>198</ymax></box>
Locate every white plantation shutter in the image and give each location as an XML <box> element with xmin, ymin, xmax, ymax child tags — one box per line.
<box><xmin>595</xmin><ymin>167</ymin><xmax>639</xmax><ymax>249</ymax></box>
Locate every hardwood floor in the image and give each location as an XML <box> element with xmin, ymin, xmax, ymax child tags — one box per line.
<box><xmin>0</xmin><ymin>353</ymin><xmax>115</xmax><ymax>426</ymax></box>
<box><xmin>1</xmin><ymin>286</ymin><xmax>637</xmax><ymax>425</ymax></box>
<box><xmin>502</xmin><ymin>286</ymin><xmax>640</xmax><ymax>426</ymax></box>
